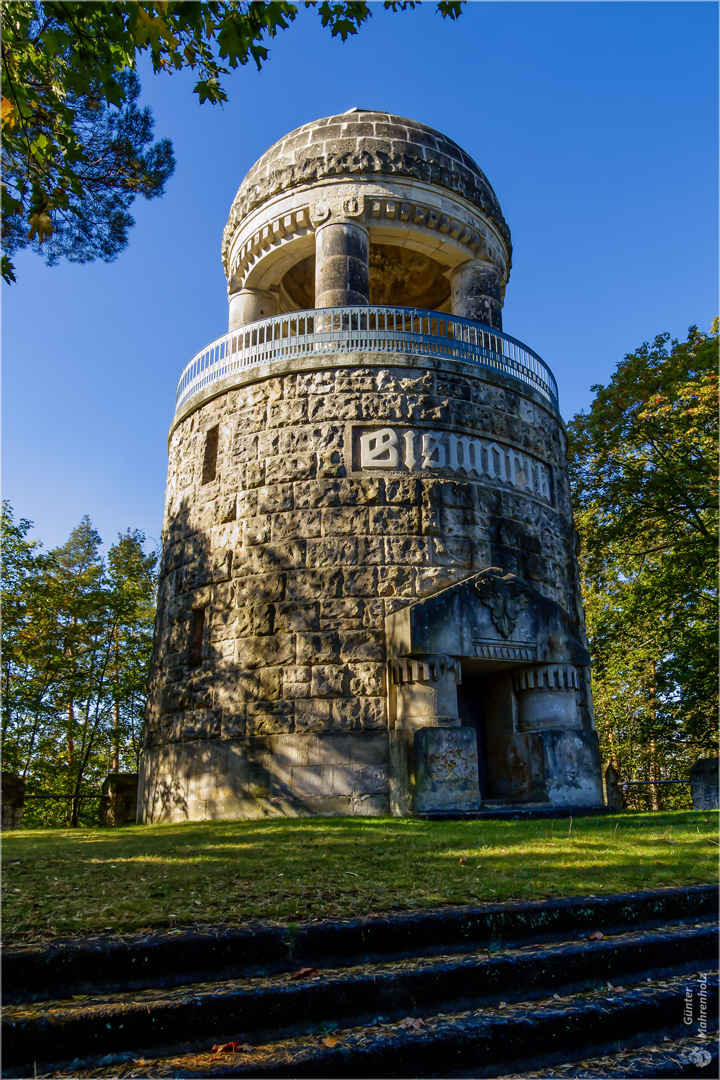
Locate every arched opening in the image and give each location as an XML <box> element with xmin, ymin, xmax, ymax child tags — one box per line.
<box><xmin>279</xmin><ymin>243</ymin><xmax>452</xmax><ymax>313</ymax></box>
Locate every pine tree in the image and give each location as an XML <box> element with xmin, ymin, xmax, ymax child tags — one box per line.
<box><xmin>1</xmin><ymin>506</ymin><xmax>157</xmax><ymax>826</ymax></box>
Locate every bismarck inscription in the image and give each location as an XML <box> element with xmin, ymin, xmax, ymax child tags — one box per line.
<box><xmin>355</xmin><ymin>425</ymin><xmax>552</xmax><ymax>502</ymax></box>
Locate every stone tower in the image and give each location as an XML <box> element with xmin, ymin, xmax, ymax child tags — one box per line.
<box><xmin>138</xmin><ymin>110</ymin><xmax>604</xmax><ymax>823</ymax></box>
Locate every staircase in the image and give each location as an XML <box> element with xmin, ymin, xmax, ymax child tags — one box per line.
<box><xmin>3</xmin><ymin>885</ymin><xmax>717</xmax><ymax>1078</ymax></box>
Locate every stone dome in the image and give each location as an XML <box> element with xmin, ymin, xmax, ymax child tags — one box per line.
<box><xmin>222</xmin><ymin>109</ymin><xmax>510</xmax><ymax>269</ymax></box>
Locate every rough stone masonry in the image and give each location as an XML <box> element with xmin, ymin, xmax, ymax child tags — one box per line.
<box><xmin>137</xmin><ymin>110</ymin><xmax>604</xmax><ymax>823</ymax></box>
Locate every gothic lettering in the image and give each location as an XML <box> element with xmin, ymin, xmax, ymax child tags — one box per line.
<box><xmin>360</xmin><ymin>428</ymin><xmax>399</xmax><ymax>468</ymax></box>
<box><xmin>355</xmin><ymin>425</ymin><xmax>553</xmax><ymax>503</ymax></box>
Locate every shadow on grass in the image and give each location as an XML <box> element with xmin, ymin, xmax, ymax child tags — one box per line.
<box><xmin>3</xmin><ymin>812</ymin><xmax>715</xmax><ymax>943</ymax></box>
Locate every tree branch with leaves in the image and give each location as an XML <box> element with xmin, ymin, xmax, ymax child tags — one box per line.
<box><xmin>567</xmin><ymin>323</ymin><xmax>719</xmax><ymax>805</ymax></box>
<box><xmin>1</xmin><ymin>0</ymin><xmax>463</xmax><ymax>282</ymax></box>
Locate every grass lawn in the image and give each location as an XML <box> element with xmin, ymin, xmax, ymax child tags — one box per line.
<box><xmin>2</xmin><ymin>811</ymin><xmax>717</xmax><ymax>945</ymax></box>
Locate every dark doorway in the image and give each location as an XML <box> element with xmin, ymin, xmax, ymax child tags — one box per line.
<box><xmin>456</xmin><ymin>673</ymin><xmax>489</xmax><ymax>798</ymax></box>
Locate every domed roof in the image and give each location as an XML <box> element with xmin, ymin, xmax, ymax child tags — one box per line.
<box><xmin>222</xmin><ymin>110</ymin><xmax>510</xmax><ymax>267</ymax></box>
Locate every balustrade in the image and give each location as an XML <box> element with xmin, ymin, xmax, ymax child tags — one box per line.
<box><xmin>175</xmin><ymin>306</ymin><xmax>559</xmax><ymax>415</ymax></box>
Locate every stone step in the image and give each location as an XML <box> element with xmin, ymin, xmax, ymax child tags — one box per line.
<box><xmin>504</xmin><ymin>1033</ymin><xmax>719</xmax><ymax>1078</ymax></box>
<box><xmin>20</xmin><ymin>973</ymin><xmax>718</xmax><ymax>1079</ymax></box>
<box><xmin>4</xmin><ymin>924</ymin><xmax>717</xmax><ymax>1076</ymax></box>
<box><xmin>5</xmin><ymin>883</ymin><xmax>716</xmax><ymax>1004</ymax></box>
<box><xmin>418</xmin><ymin>807</ymin><xmax>614</xmax><ymax>821</ymax></box>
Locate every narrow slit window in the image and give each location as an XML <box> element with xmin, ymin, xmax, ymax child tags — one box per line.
<box><xmin>188</xmin><ymin>606</ymin><xmax>206</xmax><ymax>669</ymax></box>
<box><xmin>201</xmin><ymin>424</ymin><xmax>219</xmax><ymax>484</ymax></box>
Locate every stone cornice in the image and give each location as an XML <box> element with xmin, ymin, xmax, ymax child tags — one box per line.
<box><xmin>222</xmin><ymin>142</ymin><xmax>511</xmax><ymax>270</ymax></box>
<box><xmin>225</xmin><ymin>182</ymin><xmax>511</xmax><ymax>294</ymax></box>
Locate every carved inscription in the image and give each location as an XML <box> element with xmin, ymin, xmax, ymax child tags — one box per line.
<box><xmin>357</xmin><ymin>426</ymin><xmax>552</xmax><ymax>502</ymax></box>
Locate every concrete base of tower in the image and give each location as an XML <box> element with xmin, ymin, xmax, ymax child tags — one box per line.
<box><xmin>137</xmin><ymin>728</ymin><xmax>605</xmax><ymax>823</ymax></box>
<box><xmin>137</xmin><ymin>733</ymin><xmax>393</xmax><ymax>823</ymax></box>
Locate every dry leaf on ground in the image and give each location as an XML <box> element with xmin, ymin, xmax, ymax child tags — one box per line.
<box><xmin>290</xmin><ymin>967</ymin><xmax>319</xmax><ymax>979</ymax></box>
<box><xmin>212</xmin><ymin>1041</ymin><xmax>252</xmax><ymax>1054</ymax></box>
<box><xmin>397</xmin><ymin>1016</ymin><xmax>426</xmax><ymax>1030</ymax></box>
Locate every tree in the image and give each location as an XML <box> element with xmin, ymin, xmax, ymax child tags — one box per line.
<box><xmin>105</xmin><ymin>530</ymin><xmax>158</xmax><ymax>776</ymax></box>
<box><xmin>2</xmin><ymin>69</ymin><xmax>175</xmax><ymax>272</ymax></box>
<box><xmin>1</xmin><ymin>505</ymin><xmax>157</xmax><ymax>827</ymax></box>
<box><xmin>1</xmin><ymin>502</ymin><xmax>65</xmax><ymax>784</ymax></box>
<box><xmin>1</xmin><ymin>1</ymin><xmax>463</xmax><ymax>283</ymax></box>
<box><xmin>567</xmin><ymin>324</ymin><xmax>718</xmax><ymax>807</ymax></box>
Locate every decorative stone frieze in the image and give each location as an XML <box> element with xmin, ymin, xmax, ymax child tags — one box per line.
<box><xmin>138</xmin><ymin>111</ymin><xmax>603</xmax><ymax>824</ymax></box>
<box><xmin>391</xmin><ymin>655</ymin><xmax>461</xmax><ymax>685</ymax></box>
<box><xmin>513</xmin><ymin>665</ymin><xmax>581</xmax><ymax>693</ymax></box>
<box><xmin>226</xmin><ymin>188</ymin><xmax>505</xmax><ymax>304</ymax></box>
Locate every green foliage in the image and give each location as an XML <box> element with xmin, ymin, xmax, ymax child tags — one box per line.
<box><xmin>567</xmin><ymin>325</ymin><xmax>719</xmax><ymax>806</ymax></box>
<box><xmin>1</xmin><ymin>1</ymin><xmax>463</xmax><ymax>281</ymax></box>
<box><xmin>3</xmin><ymin>69</ymin><xmax>175</xmax><ymax>270</ymax></box>
<box><xmin>1</xmin><ymin>503</ymin><xmax>157</xmax><ymax>826</ymax></box>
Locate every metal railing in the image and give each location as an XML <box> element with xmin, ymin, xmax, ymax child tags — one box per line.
<box><xmin>175</xmin><ymin>306</ymin><xmax>559</xmax><ymax>415</ymax></box>
<box><xmin>621</xmin><ymin>780</ymin><xmax>691</xmax><ymax>788</ymax></box>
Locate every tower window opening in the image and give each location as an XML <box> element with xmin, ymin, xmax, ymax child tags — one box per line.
<box><xmin>201</xmin><ymin>425</ymin><xmax>219</xmax><ymax>484</ymax></box>
<box><xmin>188</xmin><ymin>606</ymin><xmax>206</xmax><ymax>669</ymax></box>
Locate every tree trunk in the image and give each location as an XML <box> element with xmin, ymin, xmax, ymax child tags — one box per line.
<box><xmin>606</xmin><ymin>719</ymin><xmax>620</xmax><ymax>773</ymax></box>
<box><xmin>648</xmin><ymin>662</ymin><xmax>660</xmax><ymax>811</ymax></box>
<box><xmin>67</xmin><ymin>703</ymin><xmax>75</xmax><ymax>765</ymax></box>
<box><xmin>650</xmin><ymin>736</ymin><xmax>660</xmax><ymax>811</ymax></box>
<box><xmin>113</xmin><ymin>700</ymin><xmax>120</xmax><ymax>773</ymax></box>
<box><xmin>112</xmin><ymin>629</ymin><xmax>120</xmax><ymax>772</ymax></box>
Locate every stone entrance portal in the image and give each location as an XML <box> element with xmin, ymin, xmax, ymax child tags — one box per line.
<box><xmin>386</xmin><ymin>568</ymin><xmax>603</xmax><ymax>815</ymax></box>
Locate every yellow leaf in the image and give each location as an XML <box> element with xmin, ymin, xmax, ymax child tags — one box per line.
<box><xmin>135</xmin><ymin>5</ymin><xmax>177</xmax><ymax>49</ymax></box>
<box><xmin>1</xmin><ymin>97</ymin><xmax>17</xmax><ymax>129</ymax></box>
<box><xmin>27</xmin><ymin>212</ymin><xmax>53</xmax><ymax>243</ymax></box>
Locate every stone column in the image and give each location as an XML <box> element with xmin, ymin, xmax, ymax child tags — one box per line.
<box><xmin>100</xmin><ymin>773</ymin><xmax>139</xmax><ymax>826</ymax></box>
<box><xmin>602</xmin><ymin>761</ymin><xmax>623</xmax><ymax>809</ymax></box>
<box><xmin>228</xmin><ymin>288</ymin><xmax>279</xmax><ymax>332</ymax></box>
<box><xmin>392</xmin><ymin>655</ymin><xmax>461</xmax><ymax>731</ymax></box>
<box><xmin>390</xmin><ymin>656</ymin><xmax>480</xmax><ymax>814</ymax></box>
<box><xmin>450</xmin><ymin>261</ymin><xmax>503</xmax><ymax>330</ymax></box>
<box><xmin>513</xmin><ymin>665</ymin><xmax>582</xmax><ymax>732</ymax></box>
<box><xmin>513</xmin><ymin>666</ymin><xmax>603</xmax><ymax>808</ymax></box>
<box><xmin>1</xmin><ymin>772</ymin><xmax>25</xmax><ymax>830</ymax></box>
<box><xmin>689</xmin><ymin>757</ymin><xmax>719</xmax><ymax>810</ymax></box>
<box><xmin>314</xmin><ymin>221</ymin><xmax>369</xmax><ymax>308</ymax></box>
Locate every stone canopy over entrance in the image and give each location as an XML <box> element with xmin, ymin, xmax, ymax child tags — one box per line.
<box><xmin>137</xmin><ymin>111</ymin><xmax>605</xmax><ymax>824</ymax></box>
<box><xmin>386</xmin><ymin>568</ymin><xmax>603</xmax><ymax>814</ymax></box>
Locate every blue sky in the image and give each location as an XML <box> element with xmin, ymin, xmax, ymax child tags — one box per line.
<box><xmin>3</xmin><ymin>1</ymin><xmax>717</xmax><ymax>553</ymax></box>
